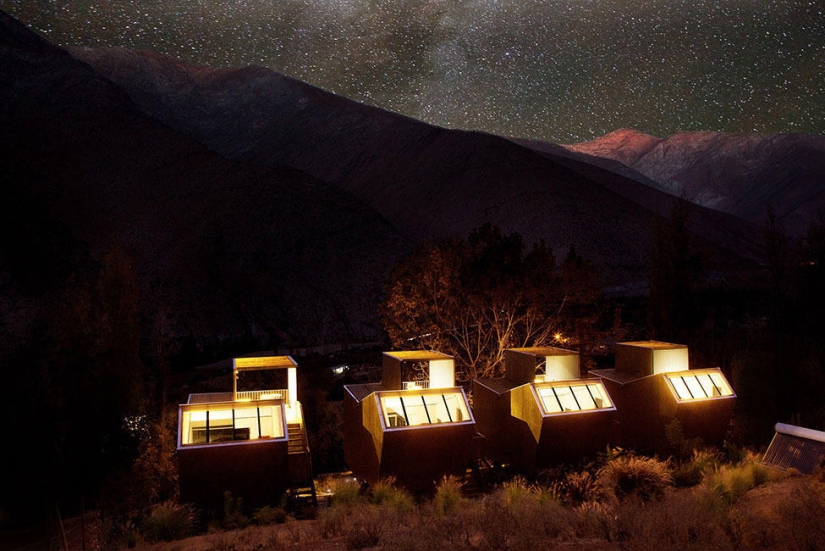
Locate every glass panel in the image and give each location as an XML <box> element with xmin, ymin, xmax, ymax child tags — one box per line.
<box><xmin>555</xmin><ymin>386</ymin><xmax>579</xmax><ymax>412</ymax></box>
<box><xmin>587</xmin><ymin>384</ymin><xmax>612</xmax><ymax>408</ymax></box>
<box><xmin>696</xmin><ymin>374</ymin><xmax>717</xmax><ymax>397</ymax></box>
<box><xmin>443</xmin><ymin>393</ymin><xmax>470</xmax><ymax>422</ymax></box>
<box><xmin>181</xmin><ymin>403</ymin><xmax>285</xmax><ymax>445</ymax></box>
<box><xmin>538</xmin><ymin>387</ymin><xmax>562</xmax><ymax>413</ymax></box>
<box><xmin>572</xmin><ymin>385</ymin><xmax>597</xmax><ymax>410</ymax></box>
<box><xmin>382</xmin><ymin>396</ymin><xmax>407</xmax><ymax>427</ymax></box>
<box><xmin>669</xmin><ymin>376</ymin><xmax>692</xmax><ymax>400</ymax></box>
<box><xmin>381</xmin><ymin>392</ymin><xmax>470</xmax><ymax>427</ymax></box>
<box><xmin>683</xmin><ymin>375</ymin><xmax>706</xmax><ymax>398</ymax></box>
<box><xmin>709</xmin><ymin>373</ymin><xmax>733</xmax><ymax>396</ymax></box>
<box><xmin>668</xmin><ymin>372</ymin><xmax>733</xmax><ymax>400</ymax></box>
<box><xmin>233</xmin><ymin>407</ymin><xmax>258</xmax><ymax>439</ymax></box>
<box><xmin>402</xmin><ymin>396</ymin><xmax>431</xmax><ymax>426</ymax></box>
<box><xmin>423</xmin><ymin>393</ymin><xmax>451</xmax><ymax>423</ymax></box>
<box><xmin>267</xmin><ymin>405</ymin><xmax>285</xmax><ymax>438</ymax></box>
<box><xmin>205</xmin><ymin>409</ymin><xmax>234</xmax><ymax>442</ymax></box>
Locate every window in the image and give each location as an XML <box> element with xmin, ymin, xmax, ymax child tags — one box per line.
<box><xmin>666</xmin><ymin>370</ymin><xmax>734</xmax><ymax>401</ymax></box>
<box><xmin>536</xmin><ymin>382</ymin><xmax>613</xmax><ymax>414</ymax></box>
<box><xmin>380</xmin><ymin>391</ymin><xmax>471</xmax><ymax>428</ymax></box>
<box><xmin>181</xmin><ymin>403</ymin><xmax>285</xmax><ymax>445</ymax></box>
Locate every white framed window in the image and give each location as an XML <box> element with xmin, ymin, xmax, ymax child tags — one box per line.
<box><xmin>666</xmin><ymin>370</ymin><xmax>734</xmax><ymax>401</ymax></box>
<box><xmin>180</xmin><ymin>403</ymin><xmax>285</xmax><ymax>445</ymax></box>
<box><xmin>380</xmin><ymin>391</ymin><xmax>471</xmax><ymax>427</ymax></box>
<box><xmin>536</xmin><ymin>382</ymin><xmax>614</xmax><ymax>414</ymax></box>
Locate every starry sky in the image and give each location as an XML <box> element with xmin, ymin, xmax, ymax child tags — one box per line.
<box><xmin>3</xmin><ymin>0</ymin><xmax>824</xmax><ymax>143</ymax></box>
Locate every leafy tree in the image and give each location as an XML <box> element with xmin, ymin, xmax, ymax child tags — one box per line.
<box><xmin>381</xmin><ymin>224</ymin><xmax>561</xmax><ymax>379</ymax></box>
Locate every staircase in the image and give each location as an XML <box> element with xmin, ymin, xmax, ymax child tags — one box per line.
<box><xmin>287</xmin><ymin>423</ymin><xmax>307</xmax><ymax>454</ymax></box>
<box><xmin>286</xmin><ymin>421</ymin><xmax>317</xmax><ymax>511</ymax></box>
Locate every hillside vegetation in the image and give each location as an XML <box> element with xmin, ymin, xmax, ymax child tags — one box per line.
<box><xmin>86</xmin><ymin>449</ymin><xmax>824</xmax><ymax>550</ymax></box>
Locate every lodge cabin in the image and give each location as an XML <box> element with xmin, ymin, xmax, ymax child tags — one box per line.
<box><xmin>177</xmin><ymin>356</ymin><xmax>314</xmax><ymax>510</ymax></box>
<box><xmin>590</xmin><ymin>341</ymin><xmax>736</xmax><ymax>455</ymax></box>
<box><xmin>473</xmin><ymin>347</ymin><xmax>617</xmax><ymax>472</ymax></box>
<box><xmin>343</xmin><ymin>350</ymin><xmax>482</xmax><ymax>493</ymax></box>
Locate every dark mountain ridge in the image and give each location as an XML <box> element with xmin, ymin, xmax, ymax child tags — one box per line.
<box><xmin>71</xmin><ymin>46</ymin><xmax>765</xmax><ymax>285</ymax></box>
<box><xmin>561</xmin><ymin>129</ymin><xmax>825</xmax><ymax>238</ymax></box>
<box><xmin>1</xmin><ymin>11</ymin><xmax>409</xmax><ymax>349</ymax></box>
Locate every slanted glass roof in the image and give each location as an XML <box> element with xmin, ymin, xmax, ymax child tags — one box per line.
<box><xmin>665</xmin><ymin>369</ymin><xmax>734</xmax><ymax>401</ymax></box>
<box><xmin>379</xmin><ymin>389</ymin><xmax>471</xmax><ymax>428</ymax></box>
<box><xmin>535</xmin><ymin>381</ymin><xmax>614</xmax><ymax>414</ymax></box>
<box><xmin>179</xmin><ymin>400</ymin><xmax>286</xmax><ymax>447</ymax></box>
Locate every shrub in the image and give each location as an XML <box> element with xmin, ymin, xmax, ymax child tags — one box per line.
<box><xmin>222</xmin><ymin>491</ymin><xmax>249</xmax><ymax>530</ymax></box>
<box><xmin>253</xmin><ymin>505</ymin><xmax>288</xmax><ymax>525</ymax></box>
<box><xmin>140</xmin><ymin>501</ymin><xmax>198</xmax><ymax>542</ymax></box>
<box><xmin>558</xmin><ymin>470</ymin><xmax>601</xmax><ymax>505</ymax></box>
<box><xmin>598</xmin><ymin>453</ymin><xmax>672</xmax><ymax>502</ymax></box>
<box><xmin>329</xmin><ymin>477</ymin><xmax>367</xmax><ymax>507</ymax></box>
<box><xmin>369</xmin><ymin>478</ymin><xmax>414</xmax><ymax>513</ymax></box>
<box><xmin>704</xmin><ymin>452</ymin><xmax>772</xmax><ymax>506</ymax></box>
<box><xmin>498</xmin><ymin>475</ymin><xmax>534</xmax><ymax>506</ymax></box>
<box><xmin>673</xmin><ymin>449</ymin><xmax>720</xmax><ymax>488</ymax></box>
<box><xmin>433</xmin><ymin>475</ymin><xmax>465</xmax><ymax>516</ymax></box>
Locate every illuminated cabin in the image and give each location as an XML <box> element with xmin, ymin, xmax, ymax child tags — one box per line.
<box><xmin>177</xmin><ymin>356</ymin><xmax>314</xmax><ymax>510</ymax></box>
<box><xmin>473</xmin><ymin>347</ymin><xmax>617</xmax><ymax>472</ymax></box>
<box><xmin>343</xmin><ymin>351</ymin><xmax>482</xmax><ymax>493</ymax></box>
<box><xmin>590</xmin><ymin>341</ymin><xmax>736</xmax><ymax>455</ymax></box>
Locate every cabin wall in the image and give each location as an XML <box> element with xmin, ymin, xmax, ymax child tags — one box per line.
<box><xmin>379</xmin><ymin>423</ymin><xmax>478</xmax><ymax>494</ymax></box>
<box><xmin>178</xmin><ymin>440</ymin><xmax>288</xmax><ymax>512</ymax></box>
<box><xmin>472</xmin><ymin>381</ymin><xmax>514</xmax><ymax>464</ymax></box>
<box><xmin>537</xmin><ymin>410</ymin><xmax>619</xmax><ymax>466</ymax></box>
<box><xmin>615</xmin><ymin>342</ymin><xmax>689</xmax><ymax>378</ymax></box>
<box><xmin>505</xmin><ymin>350</ymin><xmax>538</xmax><ymax>385</ymax></box>
<box><xmin>343</xmin><ymin>390</ymin><xmax>381</xmax><ymax>485</ymax></box>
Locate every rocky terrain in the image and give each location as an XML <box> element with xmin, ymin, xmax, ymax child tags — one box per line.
<box><xmin>560</xmin><ymin>128</ymin><xmax>825</xmax><ymax>237</ymax></box>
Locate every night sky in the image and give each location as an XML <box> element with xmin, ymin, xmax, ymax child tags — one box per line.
<box><xmin>3</xmin><ymin>0</ymin><xmax>823</xmax><ymax>143</ymax></box>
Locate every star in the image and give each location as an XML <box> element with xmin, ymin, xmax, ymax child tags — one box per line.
<box><xmin>3</xmin><ymin>0</ymin><xmax>823</xmax><ymax>142</ymax></box>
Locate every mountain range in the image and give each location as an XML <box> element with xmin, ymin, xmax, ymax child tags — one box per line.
<box><xmin>559</xmin><ymin>128</ymin><xmax>825</xmax><ymax>238</ymax></box>
<box><xmin>3</xmin><ymin>9</ymin><xmax>824</xmax><ymax>351</ymax></box>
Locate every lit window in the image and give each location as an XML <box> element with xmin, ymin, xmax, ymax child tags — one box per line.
<box><xmin>181</xmin><ymin>403</ymin><xmax>284</xmax><ymax>445</ymax></box>
<box><xmin>380</xmin><ymin>391</ymin><xmax>470</xmax><ymax>428</ymax></box>
<box><xmin>666</xmin><ymin>371</ymin><xmax>734</xmax><ymax>401</ymax></box>
<box><xmin>536</xmin><ymin>382</ymin><xmax>613</xmax><ymax>414</ymax></box>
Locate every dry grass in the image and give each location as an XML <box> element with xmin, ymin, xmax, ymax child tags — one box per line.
<box><xmin>129</xmin><ymin>454</ymin><xmax>825</xmax><ymax>551</ymax></box>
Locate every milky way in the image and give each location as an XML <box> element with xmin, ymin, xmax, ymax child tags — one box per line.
<box><xmin>3</xmin><ymin>0</ymin><xmax>823</xmax><ymax>143</ymax></box>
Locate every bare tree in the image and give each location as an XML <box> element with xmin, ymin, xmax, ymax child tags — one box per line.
<box><xmin>381</xmin><ymin>225</ymin><xmax>561</xmax><ymax>380</ymax></box>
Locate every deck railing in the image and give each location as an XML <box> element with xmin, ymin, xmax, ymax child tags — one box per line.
<box><xmin>234</xmin><ymin>389</ymin><xmax>288</xmax><ymax>402</ymax></box>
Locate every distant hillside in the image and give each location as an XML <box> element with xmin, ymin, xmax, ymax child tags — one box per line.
<box><xmin>72</xmin><ymin>47</ymin><xmax>765</xmax><ymax>284</ymax></box>
<box><xmin>562</xmin><ymin>129</ymin><xmax>825</xmax><ymax>237</ymax></box>
<box><xmin>1</xmin><ymin>11</ymin><xmax>409</xmax><ymax>348</ymax></box>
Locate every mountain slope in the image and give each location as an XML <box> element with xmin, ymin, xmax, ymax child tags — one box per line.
<box><xmin>71</xmin><ymin>47</ymin><xmax>765</xmax><ymax>283</ymax></box>
<box><xmin>1</xmin><ymin>11</ymin><xmax>409</xmax><ymax>346</ymax></box>
<box><xmin>564</xmin><ymin>129</ymin><xmax>825</xmax><ymax>237</ymax></box>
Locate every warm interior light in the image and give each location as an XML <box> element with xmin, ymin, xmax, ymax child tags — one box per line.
<box><xmin>536</xmin><ymin>382</ymin><xmax>613</xmax><ymax>414</ymax></box>
<box><xmin>666</xmin><ymin>370</ymin><xmax>734</xmax><ymax>401</ymax></box>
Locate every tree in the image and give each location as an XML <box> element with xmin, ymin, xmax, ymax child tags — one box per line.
<box><xmin>648</xmin><ymin>199</ymin><xmax>700</xmax><ymax>341</ymax></box>
<box><xmin>381</xmin><ymin>224</ymin><xmax>561</xmax><ymax>379</ymax></box>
